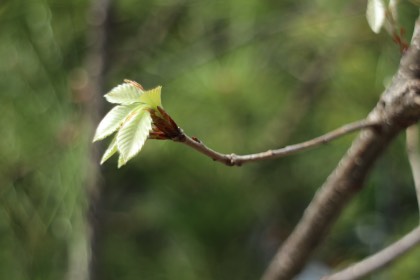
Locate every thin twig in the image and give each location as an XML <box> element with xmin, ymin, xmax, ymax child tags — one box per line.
<box><xmin>179</xmin><ymin>119</ymin><xmax>380</xmax><ymax>166</ymax></box>
<box><xmin>322</xmin><ymin>226</ymin><xmax>420</xmax><ymax>280</ymax></box>
<box><xmin>406</xmin><ymin>124</ymin><xmax>420</xmax><ymax>215</ymax></box>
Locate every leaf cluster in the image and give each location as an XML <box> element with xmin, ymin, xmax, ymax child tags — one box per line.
<box><xmin>93</xmin><ymin>80</ymin><xmax>162</xmax><ymax>167</ymax></box>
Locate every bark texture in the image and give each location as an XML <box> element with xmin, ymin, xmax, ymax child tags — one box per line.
<box><xmin>262</xmin><ymin>19</ymin><xmax>420</xmax><ymax>280</ymax></box>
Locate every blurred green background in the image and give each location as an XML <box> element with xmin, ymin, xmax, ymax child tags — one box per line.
<box><xmin>1</xmin><ymin>0</ymin><xmax>420</xmax><ymax>279</ymax></box>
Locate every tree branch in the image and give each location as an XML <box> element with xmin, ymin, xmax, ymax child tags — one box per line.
<box><xmin>260</xmin><ymin>19</ymin><xmax>420</xmax><ymax>280</ymax></box>
<box><xmin>323</xmin><ymin>124</ymin><xmax>420</xmax><ymax>280</ymax></box>
<box><xmin>178</xmin><ymin>119</ymin><xmax>379</xmax><ymax>166</ymax></box>
<box><xmin>406</xmin><ymin>125</ymin><xmax>420</xmax><ymax>214</ymax></box>
<box><xmin>322</xmin><ymin>226</ymin><xmax>420</xmax><ymax>280</ymax></box>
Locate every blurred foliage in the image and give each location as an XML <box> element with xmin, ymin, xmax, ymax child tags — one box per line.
<box><xmin>1</xmin><ymin>0</ymin><xmax>420</xmax><ymax>279</ymax></box>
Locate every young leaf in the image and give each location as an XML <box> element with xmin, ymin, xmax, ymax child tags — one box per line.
<box><xmin>118</xmin><ymin>153</ymin><xmax>126</xmax><ymax>168</ymax></box>
<box><xmin>105</xmin><ymin>82</ymin><xmax>144</xmax><ymax>105</ymax></box>
<box><xmin>139</xmin><ymin>86</ymin><xmax>162</xmax><ymax>109</ymax></box>
<box><xmin>117</xmin><ymin>107</ymin><xmax>153</xmax><ymax>167</ymax></box>
<box><xmin>93</xmin><ymin>104</ymin><xmax>138</xmax><ymax>142</ymax></box>
<box><xmin>100</xmin><ymin>135</ymin><xmax>118</xmax><ymax>164</ymax></box>
<box><xmin>366</xmin><ymin>0</ymin><xmax>386</xmax><ymax>34</ymax></box>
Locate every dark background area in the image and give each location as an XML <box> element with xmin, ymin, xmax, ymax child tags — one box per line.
<box><xmin>1</xmin><ymin>0</ymin><xmax>419</xmax><ymax>279</ymax></box>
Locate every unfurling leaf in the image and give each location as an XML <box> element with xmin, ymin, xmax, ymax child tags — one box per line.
<box><xmin>139</xmin><ymin>86</ymin><xmax>162</xmax><ymax>109</ymax></box>
<box><xmin>93</xmin><ymin>104</ymin><xmax>138</xmax><ymax>142</ymax></box>
<box><xmin>366</xmin><ymin>0</ymin><xmax>386</xmax><ymax>34</ymax></box>
<box><xmin>116</xmin><ymin>107</ymin><xmax>153</xmax><ymax>167</ymax></box>
<box><xmin>94</xmin><ymin>80</ymin><xmax>172</xmax><ymax>167</ymax></box>
<box><xmin>104</xmin><ymin>83</ymin><xmax>144</xmax><ymax>104</ymax></box>
<box><xmin>101</xmin><ymin>135</ymin><xmax>118</xmax><ymax>164</ymax></box>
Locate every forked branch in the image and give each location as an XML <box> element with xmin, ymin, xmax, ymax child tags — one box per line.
<box><xmin>324</xmin><ymin>124</ymin><xmax>420</xmax><ymax>280</ymax></box>
<box><xmin>261</xmin><ymin>18</ymin><xmax>420</xmax><ymax>280</ymax></box>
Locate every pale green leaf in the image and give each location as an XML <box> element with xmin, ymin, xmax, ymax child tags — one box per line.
<box><xmin>117</xmin><ymin>107</ymin><xmax>152</xmax><ymax>167</ymax></box>
<box><xmin>104</xmin><ymin>83</ymin><xmax>144</xmax><ymax>105</ymax></box>
<box><xmin>118</xmin><ymin>154</ymin><xmax>125</xmax><ymax>168</ymax></box>
<box><xmin>100</xmin><ymin>135</ymin><xmax>118</xmax><ymax>164</ymax></box>
<box><xmin>139</xmin><ymin>86</ymin><xmax>162</xmax><ymax>109</ymax></box>
<box><xmin>93</xmin><ymin>104</ymin><xmax>138</xmax><ymax>142</ymax></box>
<box><xmin>366</xmin><ymin>0</ymin><xmax>386</xmax><ymax>34</ymax></box>
<box><xmin>389</xmin><ymin>0</ymin><xmax>399</xmax><ymax>20</ymax></box>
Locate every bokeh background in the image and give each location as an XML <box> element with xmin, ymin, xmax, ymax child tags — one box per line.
<box><xmin>1</xmin><ymin>0</ymin><xmax>420</xmax><ymax>279</ymax></box>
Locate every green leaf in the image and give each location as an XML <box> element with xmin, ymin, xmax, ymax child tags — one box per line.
<box><xmin>116</xmin><ymin>107</ymin><xmax>152</xmax><ymax>167</ymax></box>
<box><xmin>139</xmin><ymin>86</ymin><xmax>162</xmax><ymax>109</ymax></box>
<box><xmin>118</xmin><ymin>153</ymin><xmax>126</xmax><ymax>168</ymax></box>
<box><xmin>366</xmin><ymin>0</ymin><xmax>385</xmax><ymax>34</ymax></box>
<box><xmin>93</xmin><ymin>104</ymin><xmax>138</xmax><ymax>142</ymax></box>
<box><xmin>104</xmin><ymin>82</ymin><xmax>144</xmax><ymax>105</ymax></box>
<box><xmin>100</xmin><ymin>135</ymin><xmax>118</xmax><ymax>164</ymax></box>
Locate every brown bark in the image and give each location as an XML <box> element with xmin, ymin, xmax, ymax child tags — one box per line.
<box><xmin>261</xmin><ymin>19</ymin><xmax>420</xmax><ymax>280</ymax></box>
